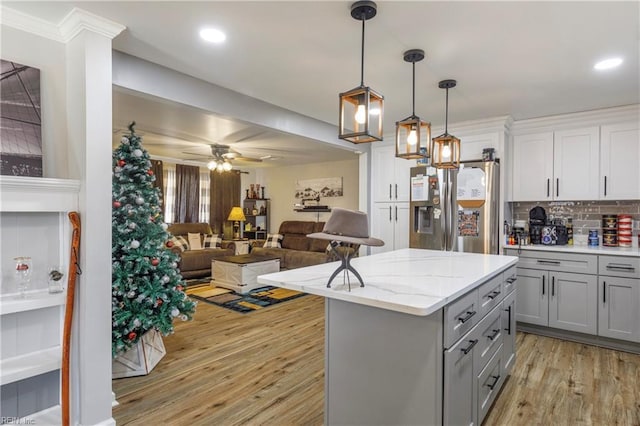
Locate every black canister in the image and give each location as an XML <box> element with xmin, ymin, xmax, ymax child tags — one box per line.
<box><xmin>603</xmin><ymin>229</ymin><xmax>618</xmax><ymax>247</ymax></box>
<box><xmin>602</xmin><ymin>215</ymin><xmax>618</xmax><ymax>229</ymax></box>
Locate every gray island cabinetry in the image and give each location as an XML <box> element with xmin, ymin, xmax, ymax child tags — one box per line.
<box><xmin>258</xmin><ymin>248</ymin><xmax>518</xmax><ymax>425</ymax></box>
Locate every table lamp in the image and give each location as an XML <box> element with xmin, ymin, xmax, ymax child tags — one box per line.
<box><xmin>227</xmin><ymin>207</ymin><xmax>246</xmax><ymax>240</ymax></box>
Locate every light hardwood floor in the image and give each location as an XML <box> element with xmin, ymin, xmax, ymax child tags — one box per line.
<box><xmin>113</xmin><ymin>295</ymin><xmax>640</xmax><ymax>425</ymax></box>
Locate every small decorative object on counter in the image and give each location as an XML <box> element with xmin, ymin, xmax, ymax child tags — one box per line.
<box><xmin>602</xmin><ymin>215</ymin><xmax>618</xmax><ymax>229</ymax></box>
<box><xmin>588</xmin><ymin>229</ymin><xmax>599</xmax><ymax>247</ymax></box>
<box><xmin>566</xmin><ymin>218</ymin><xmax>574</xmax><ymax>245</ymax></box>
<box><xmin>602</xmin><ymin>230</ymin><xmax>618</xmax><ymax>247</ymax></box>
<box><xmin>482</xmin><ymin>147</ymin><xmax>496</xmax><ymax>161</ymax></box>
<box><xmin>48</xmin><ymin>266</ymin><xmax>64</xmax><ymax>293</ymax></box>
<box><xmin>617</xmin><ymin>214</ymin><xmax>633</xmax><ymax>247</ymax></box>
<box><xmin>261</xmin><ymin>186</ymin><xmax>265</xmax><ymax>199</ymax></box>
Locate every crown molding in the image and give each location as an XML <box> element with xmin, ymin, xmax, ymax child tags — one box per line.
<box><xmin>59</xmin><ymin>7</ymin><xmax>125</xmax><ymax>42</ymax></box>
<box><xmin>1</xmin><ymin>6</ymin><xmax>64</xmax><ymax>42</ymax></box>
<box><xmin>0</xmin><ymin>6</ymin><xmax>125</xmax><ymax>43</ymax></box>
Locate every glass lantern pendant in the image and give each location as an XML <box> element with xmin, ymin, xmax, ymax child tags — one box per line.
<box><xmin>396</xmin><ymin>49</ymin><xmax>430</xmax><ymax>160</ymax></box>
<box><xmin>339</xmin><ymin>1</ymin><xmax>384</xmax><ymax>143</ymax></box>
<box><xmin>431</xmin><ymin>79</ymin><xmax>461</xmax><ymax>169</ymax></box>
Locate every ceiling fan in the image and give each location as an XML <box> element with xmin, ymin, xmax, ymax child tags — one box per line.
<box><xmin>183</xmin><ymin>143</ymin><xmax>262</xmax><ymax>172</ymax></box>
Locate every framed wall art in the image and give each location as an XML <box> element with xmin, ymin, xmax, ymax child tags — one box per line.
<box><xmin>1</xmin><ymin>59</ymin><xmax>42</xmax><ymax>177</ymax></box>
<box><xmin>295</xmin><ymin>177</ymin><xmax>343</xmax><ymax>199</ymax></box>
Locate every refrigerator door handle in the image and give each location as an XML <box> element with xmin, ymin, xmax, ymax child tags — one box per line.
<box><xmin>395</xmin><ymin>205</ymin><xmax>398</xmax><ymax>222</ymax></box>
<box><xmin>389</xmin><ymin>206</ymin><xmax>392</xmax><ymax>221</ymax></box>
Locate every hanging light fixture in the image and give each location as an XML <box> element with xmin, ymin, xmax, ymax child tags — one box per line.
<box><xmin>431</xmin><ymin>79</ymin><xmax>461</xmax><ymax>169</ymax></box>
<box><xmin>338</xmin><ymin>1</ymin><xmax>384</xmax><ymax>143</ymax></box>
<box><xmin>395</xmin><ymin>49</ymin><xmax>430</xmax><ymax>160</ymax></box>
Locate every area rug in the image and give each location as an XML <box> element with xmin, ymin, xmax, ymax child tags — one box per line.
<box><xmin>189</xmin><ymin>285</ymin><xmax>307</xmax><ymax>314</ymax></box>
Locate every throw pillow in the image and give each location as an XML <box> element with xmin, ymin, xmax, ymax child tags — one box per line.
<box><xmin>203</xmin><ymin>234</ymin><xmax>222</xmax><ymax>249</ymax></box>
<box><xmin>188</xmin><ymin>233</ymin><xmax>202</xmax><ymax>250</ymax></box>
<box><xmin>170</xmin><ymin>235</ymin><xmax>189</xmax><ymax>252</ymax></box>
<box><xmin>263</xmin><ymin>233</ymin><xmax>283</xmax><ymax>248</ymax></box>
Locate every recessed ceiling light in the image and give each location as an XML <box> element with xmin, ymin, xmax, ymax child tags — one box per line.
<box><xmin>594</xmin><ymin>57</ymin><xmax>623</xmax><ymax>70</ymax></box>
<box><xmin>199</xmin><ymin>28</ymin><xmax>226</xmax><ymax>43</ymax></box>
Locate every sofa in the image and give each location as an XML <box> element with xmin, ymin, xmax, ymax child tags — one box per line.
<box><xmin>167</xmin><ymin>223</ymin><xmax>234</xmax><ymax>279</ymax></box>
<box><xmin>250</xmin><ymin>221</ymin><xmax>359</xmax><ymax>270</ymax></box>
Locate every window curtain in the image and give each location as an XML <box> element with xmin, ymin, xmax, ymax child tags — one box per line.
<box><xmin>173</xmin><ymin>164</ymin><xmax>200</xmax><ymax>223</ymax></box>
<box><xmin>163</xmin><ymin>164</ymin><xmax>176</xmax><ymax>224</ymax></box>
<box><xmin>210</xmin><ymin>170</ymin><xmax>241</xmax><ymax>238</ymax></box>
<box><xmin>150</xmin><ymin>159</ymin><xmax>165</xmax><ymax>210</ymax></box>
<box><xmin>199</xmin><ymin>169</ymin><xmax>210</xmax><ymax>223</ymax></box>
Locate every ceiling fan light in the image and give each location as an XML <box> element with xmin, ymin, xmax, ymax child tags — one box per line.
<box><xmin>216</xmin><ymin>162</ymin><xmax>225</xmax><ymax>172</ymax></box>
<box><xmin>207</xmin><ymin>160</ymin><xmax>217</xmax><ymax>170</ymax></box>
<box><xmin>222</xmin><ymin>161</ymin><xmax>232</xmax><ymax>171</ymax></box>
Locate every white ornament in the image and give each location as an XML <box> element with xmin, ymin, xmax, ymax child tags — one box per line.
<box><xmin>128</xmin><ymin>222</ymin><xmax>137</xmax><ymax>229</ymax></box>
<box><xmin>171</xmin><ymin>262</ymin><xmax>178</xmax><ymax>269</ymax></box>
<box><xmin>171</xmin><ymin>308</ymin><xmax>180</xmax><ymax>317</ymax></box>
<box><xmin>162</xmin><ymin>275</ymin><xmax>170</xmax><ymax>283</ymax></box>
<box><xmin>121</xmin><ymin>136</ymin><xmax>129</xmax><ymax>144</ymax></box>
<box><xmin>130</xmin><ymin>240</ymin><xmax>140</xmax><ymax>249</ymax></box>
<box><xmin>114</xmin><ymin>166</ymin><xmax>122</xmax><ymax>173</ymax></box>
<box><xmin>179</xmin><ymin>314</ymin><xmax>188</xmax><ymax>321</ymax></box>
<box><xmin>133</xmin><ymin>318</ymin><xmax>141</xmax><ymax>327</ymax></box>
<box><xmin>135</xmin><ymin>197</ymin><xmax>144</xmax><ymax>205</ymax></box>
<box><xmin>133</xmin><ymin>149</ymin><xmax>143</xmax><ymax>157</ymax></box>
<box><xmin>161</xmin><ymin>223</ymin><xmax>168</xmax><ymax>231</ymax></box>
<box><xmin>127</xmin><ymin>290</ymin><xmax>136</xmax><ymax>298</ymax></box>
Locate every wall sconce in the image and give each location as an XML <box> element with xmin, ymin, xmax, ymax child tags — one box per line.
<box><xmin>431</xmin><ymin>79</ymin><xmax>461</xmax><ymax>169</ymax></box>
<box><xmin>338</xmin><ymin>1</ymin><xmax>384</xmax><ymax>143</ymax></box>
<box><xmin>395</xmin><ymin>49</ymin><xmax>430</xmax><ymax>160</ymax></box>
<box><xmin>227</xmin><ymin>206</ymin><xmax>246</xmax><ymax>240</ymax></box>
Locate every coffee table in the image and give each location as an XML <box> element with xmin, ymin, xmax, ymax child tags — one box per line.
<box><xmin>211</xmin><ymin>254</ymin><xmax>280</xmax><ymax>294</ymax></box>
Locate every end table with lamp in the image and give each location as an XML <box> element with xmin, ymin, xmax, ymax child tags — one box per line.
<box><xmin>227</xmin><ymin>207</ymin><xmax>250</xmax><ymax>255</ymax></box>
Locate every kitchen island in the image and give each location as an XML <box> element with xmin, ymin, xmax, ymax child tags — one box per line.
<box><xmin>258</xmin><ymin>248</ymin><xmax>519</xmax><ymax>425</ymax></box>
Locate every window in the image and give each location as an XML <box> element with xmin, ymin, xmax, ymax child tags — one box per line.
<box><xmin>163</xmin><ymin>163</ymin><xmax>210</xmax><ymax>224</ymax></box>
<box><xmin>199</xmin><ymin>169</ymin><xmax>210</xmax><ymax>223</ymax></box>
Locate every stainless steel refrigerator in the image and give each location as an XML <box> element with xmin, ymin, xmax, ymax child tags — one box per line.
<box><xmin>409</xmin><ymin>160</ymin><xmax>500</xmax><ymax>254</ymax></box>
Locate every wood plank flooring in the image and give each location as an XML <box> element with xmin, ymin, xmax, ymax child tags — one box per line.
<box><xmin>113</xmin><ymin>295</ymin><xmax>640</xmax><ymax>425</ymax></box>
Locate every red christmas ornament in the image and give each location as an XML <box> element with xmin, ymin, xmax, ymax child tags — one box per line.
<box><xmin>166</xmin><ymin>240</ymin><xmax>174</xmax><ymax>248</ymax></box>
<box><xmin>151</xmin><ymin>258</ymin><xmax>160</xmax><ymax>266</ymax></box>
<box><xmin>156</xmin><ymin>299</ymin><xmax>163</xmax><ymax>306</ymax></box>
<box><xmin>128</xmin><ymin>331</ymin><xmax>137</xmax><ymax>340</ymax></box>
<box><xmin>177</xmin><ymin>285</ymin><xmax>183</xmax><ymax>291</ymax></box>
<box><xmin>147</xmin><ymin>169</ymin><xmax>154</xmax><ymax>175</ymax></box>
<box><xmin>118</xmin><ymin>159</ymin><xmax>125</xmax><ymax>167</ymax></box>
<box><xmin>113</xmin><ymin>201</ymin><xmax>121</xmax><ymax>208</ymax></box>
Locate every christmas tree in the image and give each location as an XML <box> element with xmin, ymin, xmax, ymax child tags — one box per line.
<box><xmin>112</xmin><ymin>122</ymin><xmax>196</xmax><ymax>356</ymax></box>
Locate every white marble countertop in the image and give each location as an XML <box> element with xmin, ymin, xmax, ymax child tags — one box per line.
<box><xmin>503</xmin><ymin>243</ymin><xmax>640</xmax><ymax>257</ymax></box>
<box><xmin>257</xmin><ymin>248</ymin><xmax>518</xmax><ymax>317</ymax></box>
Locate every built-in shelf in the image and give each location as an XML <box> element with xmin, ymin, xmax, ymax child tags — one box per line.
<box><xmin>19</xmin><ymin>404</ymin><xmax>61</xmax><ymax>424</ymax></box>
<box><xmin>0</xmin><ymin>346</ymin><xmax>62</xmax><ymax>385</ymax></box>
<box><xmin>0</xmin><ymin>290</ymin><xmax>66</xmax><ymax>315</ymax></box>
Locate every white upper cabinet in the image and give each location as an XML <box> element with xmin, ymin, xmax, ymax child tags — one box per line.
<box><xmin>553</xmin><ymin>127</ymin><xmax>600</xmax><ymax>201</ymax></box>
<box><xmin>512</xmin><ymin>132</ymin><xmax>553</xmax><ymax>201</ymax></box>
<box><xmin>372</xmin><ymin>144</ymin><xmax>413</xmax><ymax>202</ymax></box>
<box><xmin>600</xmin><ymin>121</ymin><xmax>640</xmax><ymax>200</ymax></box>
<box><xmin>512</xmin><ymin>127</ymin><xmax>600</xmax><ymax>201</ymax></box>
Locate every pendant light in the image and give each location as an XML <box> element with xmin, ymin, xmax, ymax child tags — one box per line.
<box><xmin>431</xmin><ymin>79</ymin><xmax>461</xmax><ymax>169</ymax></box>
<box><xmin>338</xmin><ymin>1</ymin><xmax>384</xmax><ymax>143</ymax></box>
<box><xmin>395</xmin><ymin>49</ymin><xmax>430</xmax><ymax>160</ymax></box>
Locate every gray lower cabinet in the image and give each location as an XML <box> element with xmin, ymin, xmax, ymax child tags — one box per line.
<box><xmin>548</xmin><ymin>271</ymin><xmax>597</xmax><ymax>334</ymax></box>
<box><xmin>444</xmin><ymin>268</ymin><xmax>516</xmax><ymax>426</ymax></box>
<box><xmin>598</xmin><ymin>276</ymin><xmax>640</xmax><ymax>342</ymax></box>
<box><xmin>515</xmin><ymin>267</ymin><xmax>548</xmax><ymax>326</ymax></box>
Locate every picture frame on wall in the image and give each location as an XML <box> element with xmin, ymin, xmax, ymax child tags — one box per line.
<box><xmin>0</xmin><ymin>59</ymin><xmax>42</xmax><ymax>177</ymax></box>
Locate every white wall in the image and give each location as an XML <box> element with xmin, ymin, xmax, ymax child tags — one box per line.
<box><xmin>245</xmin><ymin>158</ymin><xmax>360</xmax><ymax>231</ymax></box>
<box><xmin>0</xmin><ymin>26</ymin><xmax>68</xmax><ymax>178</ymax></box>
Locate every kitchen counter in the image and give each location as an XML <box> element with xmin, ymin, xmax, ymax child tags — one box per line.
<box><xmin>258</xmin><ymin>248</ymin><xmax>518</xmax><ymax>316</ymax></box>
<box><xmin>503</xmin><ymin>243</ymin><xmax>640</xmax><ymax>257</ymax></box>
<box><xmin>258</xmin><ymin>248</ymin><xmax>519</xmax><ymax>425</ymax></box>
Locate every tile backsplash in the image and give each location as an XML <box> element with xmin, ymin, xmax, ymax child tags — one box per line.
<box><xmin>509</xmin><ymin>200</ymin><xmax>640</xmax><ymax>239</ymax></box>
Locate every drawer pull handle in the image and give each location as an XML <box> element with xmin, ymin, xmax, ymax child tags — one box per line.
<box><xmin>487</xmin><ymin>374</ymin><xmax>501</xmax><ymax>390</ymax></box>
<box><xmin>506</xmin><ymin>277</ymin><xmax>517</xmax><ymax>284</ymax></box>
<box><xmin>460</xmin><ymin>339</ymin><xmax>478</xmax><ymax>355</ymax></box>
<box><xmin>606</xmin><ymin>264</ymin><xmax>636</xmax><ymax>272</ymax></box>
<box><xmin>487</xmin><ymin>328</ymin><xmax>500</xmax><ymax>341</ymax></box>
<box><xmin>487</xmin><ymin>290</ymin><xmax>501</xmax><ymax>300</ymax></box>
<box><xmin>537</xmin><ymin>260</ymin><xmax>561</xmax><ymax>265</ymax></box>
<box><xmin>603</xmin><ymin>280</ymin><xmax>606</xmax><ymax>304</ymax></box>
<box><xmin>458</xmin><ymin>310</ymin><xmax>476</xmax><ymax>324</ymax></box>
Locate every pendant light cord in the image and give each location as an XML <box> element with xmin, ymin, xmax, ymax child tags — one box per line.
<box><xmin>412</xmin><ymin>61</ymin><xmax>416</xmax><ymax>116</ymax></box>
<box><xmin>360</xmin><ymin>17</ymin><xmax>365</xmax><ymax>86</ymax></box>
<box><xmin>444</xmin><ymin>88</ymin><xmax>449</xmax><ymax>134</ymax></box>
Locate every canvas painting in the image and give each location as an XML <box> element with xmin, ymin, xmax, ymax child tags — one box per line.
<box><xmin>0</xmin><ymin>59</ymin><xmax>42</xmax><ymax>177</ymax></box>
<box><xmin>295</xmin><ymin>177</ymin><xmax>343</xmax><ymax>198</ymax></box>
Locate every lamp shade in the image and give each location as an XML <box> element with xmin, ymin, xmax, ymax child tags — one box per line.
<box><xmin>227</xmin><ymin>207</ymin><xmax>246</xmax><ymax>222</ymax></box>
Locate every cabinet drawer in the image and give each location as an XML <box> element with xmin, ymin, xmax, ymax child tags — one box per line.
<box><xmin>514</xmin><ymin>251</ymin><xmax>597</xmax><ymax>275</ymax></box>
<box><xmin>503</xmin><ymin>266</ymin><xmax>517</xmax><ymax>294</ymax></box>
<box><xmin>474</xmin><ymin>304</ymin><xmax>504</xmax><ymax>375</ymax></box>
<box><xmin>444</xmin><ymin>289</ymin><xmax>480</xmax><ymax>348</ymax></box>
<box><xmin>477</xmin><ymin>343</ymin><xmax>504</xmax><ymax>424</ymax></box>
<box><xmin>599</xmin><ymin>256</ymin><xmax>640</xmax><ymax>279</ymax></box>
<box><xmin>478</xmin><ymin>274</ymin><xmax>504</xmax><ymax>318</ymax></box>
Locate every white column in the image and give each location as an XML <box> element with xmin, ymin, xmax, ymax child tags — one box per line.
<box><xmin>61</xmin><ymin>8</ymin><xmax>124</xmax><ymax>425</ymax></box>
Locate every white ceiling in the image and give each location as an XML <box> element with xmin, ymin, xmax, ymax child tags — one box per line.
<box><xmin>5</xmin><ymin>1</ymin><xmax>640</xmax><ymax>168</ymax></box>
